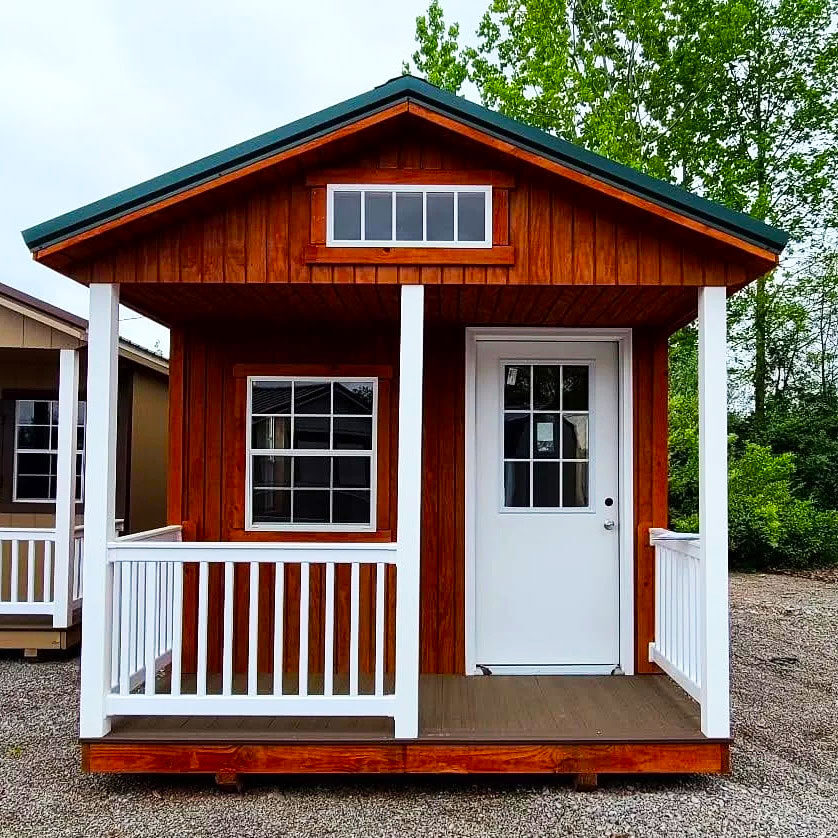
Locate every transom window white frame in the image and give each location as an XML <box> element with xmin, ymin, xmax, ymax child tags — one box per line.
<box><xmin>326</xmin><ymin>184</ymin><xmax>493</xmax><ymax>248</ymax></box>
<box><xmin>13</xmin><ymin>398</ymin><xmax>86</xmax><ymax>504</ymax></box>
<box><xmin>245</xmin><ymin>376</ymin><xmax>379</xmax><ymax>532</ymax></box>
<box><xmin>498</xmin><ymin>359</ymin><xmax>595</xmax><ymax>514</ymax></box>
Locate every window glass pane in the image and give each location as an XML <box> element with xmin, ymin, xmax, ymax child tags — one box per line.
<box><xmin>504</xmin><ymin>365</ymin><xmax>530</xmax><ymax>409</ymax></box>
<box><xmin>75</xmin><ymin>453</ymin><xmax>83</xmax><ymax>474</ymax></box>
<box><xmin>17</xmin><ymin>452</ymin><xmax>53</xmax><ymax>475</ymax></box>
<box><xmin>533</xmin><ymin>365</ymin><xmax>560</xmax><ymax>410</ymax></box>
<box><xmin>50</xmin><ymin>426</ymin><xmax>59</xmax><ymax>449</ymax></box>
<box><xmin>333</xmin><ymin>490</ymin><xmax>371</xmax><ymax>524</ymax></box>
<box><xmin>253</xmin><ymin>489</ymin><xmax>291</xmax><ymax>523</ymax></box>
<box><xmin>75</xmin><ymin>475</ymin><xmax>83</xmax><ymax>500</ymax></box>
<box><xmin>503</xmin><ymin>414</ymin><xmax>530</xmax><ymax>459</ymax></box>
<box><xmin>562</xmin><ymin>415</ymin><xmax>589</xmax><ymax>458</ymax></box>
<box><xmin>533</xmin><ymin>414</ymin><xmax>560</xmax><ymax>458</ymax></box>
<box><xmin>333</xmin><ymin>381</ymin><xmax>374</xmax><ymax>415</ymax></box>
<box><xmin>333</xmin><ymin>456</ymin><xmax>371</xmax><ymax>488</ymax></box>
<box><xmin>77</xmin><ymin>427</ymin><xmax>85</xmax><ymax>449</ymax></box>
<box><xmin>562</xmin><ymin>366</ymin><xmax>589</xmax><ymax>411</ymax></box>
<box><xmin>333</xmin><ymin>191</ymin><xmax>361</xmax><ymax>240</ymax></box>
<box><xmin>294</xmin><ymin>456</ymin><xmax>330</xmax><ymax>488</ymax></box>
<box><xmin>252</xmin><ymin>382</ymin><xmax>291</xmax><ymax>415</ymax></box>
<box><xmin>30</xmin><ymin>401</ymin><xmax>52</xmax><ymax>425</ymax></box>
<box><xmin>293</xmin><ymin>416</ymin><xmax>330</xmax><ymax>449</ymax></box>
<box><xmin>396</xmin><ymin>192</ymin><xmax>423</xmax><ymax>241</ymax></box>
<box><xmin>16</xmin><ymin>475</ymin><xmax>52</xmax><ymax>501</ymax></box>
<box><xmin>252</xmin><ymin>455</ymin><xmax>291</xmax><ymax>488</ymax></box>
<box><xmin>426</xmin><ymin>192</ymin><xmax>454</xmax><ymax>241</ymax></box>
<box><xmin>334</xmin><ymin>417</ymin><xmax>372</xmax><ymax>450</ymax></box>
<box><xmin>533</xmin><ymin>462</ymin><xmax>560</xmax><ymax>507</ymax></box>
<box><xmin>17</xmin><ymin>400</ymin><xmax>36</xmax><ymax>425</ymax></box>
<box><xmin>293</xmin><ymin>490</ymin><xmax>330</xmax><ymax>523</ymax></box>
<box><xmin>364</xmin><ymin>191</ymin><xmax>393</xmax><ymax>240</ymax></box>
<box><xmin>294</xmin><ymin>382</ymin><xmax>330</xmax><ymax>414</ymax></box>
<box><xmin>251</xmin><ymin>416</ymin><xmax>291</xmax><ymax>449</ymax></box>
<box><xmin>457</xmin><ymin>191</ymin><xmax>486</xmax><ymax>241</ymax></box>
<box><xmin>17</xmin><ymin>426</ymin><xmax>50</xmax><ymax>449</ymax></box>
<box><xmin>504</xmin><ymin>461</ymin><xmax>530</xmax><ymax>507</ymax></box>
<box><xmin>562</xmin><ymin>463</ymin><xmax>589</xmax><ymax>507</ymax></box>
<box><xmin>77</xmin><ymin>402</ymin><xmax>87</xmax><ymax>423</ymax></box>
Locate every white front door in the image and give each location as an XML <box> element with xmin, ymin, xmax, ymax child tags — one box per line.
<box><xmin>474</xmin><ymin>339</ymin><xmax>621</xmax><ymax>672</ymax></box>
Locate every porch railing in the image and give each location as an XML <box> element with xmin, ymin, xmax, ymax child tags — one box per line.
<box><xmin>648</xmin><ymin>528</ymin><xmax>701</xmax><ymax>700</ymax></box>
<box><xmin>105</xmin><ymin>527</ymin><xmax>402</xmax><ymax>722</ymax></box>
<box><xmin>0</xmin><ymin>529</ymin><xmax>57</xmax><ymax>618</ymax></box>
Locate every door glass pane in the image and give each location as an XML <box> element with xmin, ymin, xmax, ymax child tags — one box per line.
<box><xmin>533</xmin><ymin>462</ymin><xmax>560</xmax><ymax>507</ymax></box>
<box><xmin>533</xmin><ymin>365</ymin><xmax>560</xmax><ymax>410</ymax></box>
<box><xmin>562</xmin><ymin>415</ymin><xmax>589</xmax><ymax>458</ymax></box>
<box><xmin>504</xmin><ymin>461</ymin><xmax>530</xmax><ymax>507</ymax></box>
<box><xmin>562</xmin><ymin>366</ymin><xmax>589</xmax><ymax>410</ymax></box>
<box><xmin>457</xmin><ymin>191</ymin><xmax>485</xmax><ymax>241</ymax></box>
<box><xmin>562</xmin><ymin>462</ymin><xmax>589</xmax><ymax>507</ymax></box>
<box><xmin>426</xmin><ymin>192</ymin><xmax>454</xmax><ymax>241</ymax></box>
<box><xmin>533</xmin><ymin>414</ymin><xmax>560</xmax><ymax>458</ymax></box>
<box><xmin>504</xmin><ymin>365</ymin><xmax>530</xmax><ymax>409</ymax></box>
<box><xmin>364</xmin><ymin>191</ymin><xmax>392</xmax><ymax>240</ymax></box>
<box><xmin>332</xmin><ymin>191</ymin><xmax>361</xmax><ymax>241</ymax></box>
<box><xmin>504</xmin><ymin>414</ymin><xmax>530</xmax><ymax>458</ymax></box>
<box><xmin>396</xmin><ymin>192</ymin><xmax>423</xmax><ymax>241</ymax></box>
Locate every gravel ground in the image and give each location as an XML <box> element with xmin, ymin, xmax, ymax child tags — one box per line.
<box><xmin>0</xmin><ymin>572</ymin><xmax>836</xmax><ymax>838</ymax></box>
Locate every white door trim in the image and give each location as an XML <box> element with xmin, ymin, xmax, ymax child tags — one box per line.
<box><xmin>464</xmin><ymin>327</ymin><xmax>635</xmax><ymax>676</ymax></box>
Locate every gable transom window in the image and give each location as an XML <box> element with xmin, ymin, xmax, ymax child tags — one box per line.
<box><xmin>327</xmin><ymin>184</ymin><xmax>492</xmax><ymax>248</ymax></box>
<box><xmin>247</xmin><ymin>377</ymin><xmax>377</xmax><ymax>530</ymax></box>
<box><xmin>14</xmin><ymin>399</ymin><xmax>86</xmax><ymax>503</ymax></box>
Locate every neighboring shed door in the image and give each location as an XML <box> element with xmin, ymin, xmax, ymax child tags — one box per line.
<box><xmin>473</xmin><ymin>339</ymin><xmax>620</xmax><ymax>672</ymax></box>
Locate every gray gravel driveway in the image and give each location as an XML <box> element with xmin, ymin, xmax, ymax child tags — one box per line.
<box><xmin>0</xmin><ymin>572</ymin><xmax>836</xmax><ymax>837</ymax></box>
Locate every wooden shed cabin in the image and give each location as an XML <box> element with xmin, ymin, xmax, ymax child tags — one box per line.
<box><xmin>22</xmin><ymin>77</ymin><xmax>786</xmax><ymax>784</ymax></box>
<box><xmin>0</xmin><ymin>282</ymin><xmax>169</xmax><ymax>655</ymax></box>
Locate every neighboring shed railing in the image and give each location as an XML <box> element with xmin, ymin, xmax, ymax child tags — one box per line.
<box><xmin>104</xmin><ymin>528</ymin><xmax>407</xmax><ymax>727</ymax></box>
<box><xmin>648</xmin><ymin>528</ymin><xmax>701</xmax><ymax>700</ymax></box>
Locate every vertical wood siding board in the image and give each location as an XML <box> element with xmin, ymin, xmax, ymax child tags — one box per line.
<box><xmin>659</xmin><ymin>238</ymin><xmax>681</xmax><ymax>286</ymax></box>
<box><xmin>180</xmin><ymin>219</ymin><xmax>203</xmax><ymax>284</ymax></box>
<box><xmin>246</xmin><ymin>192</ymin><xmax>268</xmax><ymax>283</ymax></box>
<box><xmin>638</xmin><ymin>231</ymin><xmax>660</xmax><ymax>286</ymax></box>
<box><xmin>398</xmin><ymin>266</ymin><xmax>420</xmax><ymax>285</ymax></box>
<box><xmin>528</xmin><ymin>185</ymin><xmax>551</xmax><ymax>284</ymax></box>
<box><xmin>376</xmin><ymin>267</ymin><xmax>398</xmax><ymax>285</ymax></box>
<box><xmin>420</xmin><ymin>267</ymin><xmax>441</xmax><ymax>285</ymax></box>
<box><xmin>492</xmin><ymin>189</ymin><xmax>509</xmax><ymax>247</ymax></box>
<box><xmin>507</xmin><ymin>185</ymin><xmax>530</xmax><ymax>284</ymax></box>
<box><xmin>114</xmin><ymin>246</ymin><xmax>136</xmax><ymax>285</ymax></box>
<box><xmin>333</xmin><ymin>265</ymin><xmax>354</xmax><ymax>284</ymax></box>
<box><xmin>310</xmin><ymin>186</ymin><xmax>326</xmax><ymax>246</ymax></box>
<box><xmin>617</xmin><ymin>225</ymin><xmax>639</xmax><ymax>286</ymax></box>
<box><xmin>486</xmin><ymin>266</ymin><xmax>508</xmax><ymax>286</ymax></box>
<box><xmin>452</xmin><ymin>332</ymin><xmax>466</xmax><ymax>673</ymax></box>
<box><xmin>682</xmin><ymin>245</ymin><xmax>703</xmax><ymax>287</ymax></box>
<box><xmin>167</xmin><ymin>329</ymin><xmax>186</xmax><ymax>525</ymax></box>
<box><xmin>289</xmin><ymin>182</ymin><xmax>310</xmax><ymax>283</ymax></box>
<box><xmin>651</xmin><ymin>332</ymin><xmax>669</xmax><ymax>525</ymax></box>
<box><xmin>420</xmin><ymin>337</ymin><xmax>439</xmax><ymax>672</ymax></box>
<box><xmin>283</xmin><ymin>563</ymin><xmax>300</xmax><ymax>676</ymax></box>
<box><xmin>355</xmin><ymin>266</ymin><xmax>375</xmax><ymax>284</ymax></box>
<box><xmin>158</xmin><ymin>230</ymin><xmax>180</xmax><ymax>283</ymax></box>
<box><xmin>420</xmin><ymin>142</ymin><xmax>441</xmax><ymax>170</ymax></box>
<box><xmin>465</xmin><ymin>266</ymin><xmax>486</xmax><ymax>285</ymax></box>
<box><xmin>551</xmin><ymin>192</ymin><xmax>573</xmax><ymax>285</ymax></box>
<box><xmin>573</xmin><ymin>205</ymin><xmax>594</xmax><ymax>285</ymax></box>
<box><xmin>203</xmin><ymin>211</ymin><xmax>225</xmax><ymax>284</ymax></box>
<box><xmin>593</xmin><ymin>212</ymin><xmax>616</xmax><ymax>285</ymax></box>
<box><xmin>225</xmin><ymin>202</ymin><xmax>247</xmax><ymax>284</ymax></box>
<box><xmin>379</xmin><ymin>142</ymin><xmax>399</xmax><ymax>168</ymax></box>
<box><xmin>398</xmin><ymin>139</ymin><xmax>421</xmax><ymax>169</ymax></box>
<box><xmin>267</xmin><ymin>185</ymin><xmax>290</xmax><ymax>283</ymax></box>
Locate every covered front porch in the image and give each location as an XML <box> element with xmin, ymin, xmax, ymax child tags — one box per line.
<box><xmin>79</xmin><ymin>280</ymin><xmax>731</xmax><ymax>776</ymax></box>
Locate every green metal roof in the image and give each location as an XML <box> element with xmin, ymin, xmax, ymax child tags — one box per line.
<box><xmin>22</xmin><ymin>75</ymin><xmax>788</xmax><ymax>254</ymax></box>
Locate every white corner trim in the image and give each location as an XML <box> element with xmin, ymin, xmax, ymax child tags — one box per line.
<box><xmin>463</xmin><ymin>327</ymin><xmax>634</xmax><ymax>676</ymax></box>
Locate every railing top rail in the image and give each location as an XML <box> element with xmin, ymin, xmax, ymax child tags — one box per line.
<box><xmin>0</xmin><ymin>527</ymin><xmax>57</xmax><ymax>539</ymax></box>
<box><xmin>113</xmin><ymin>524</ymin><xmax>183</xmax><ymax>543</ymax></box>
<box><xmin>649</xmin><ymin>527</ymin><xmax>700</xmax><ymax>557</ymax></box>
<box><xmin>107</xmin><ymin>540</ymin><xmax>399</xmax><ymax>564</ymax></box>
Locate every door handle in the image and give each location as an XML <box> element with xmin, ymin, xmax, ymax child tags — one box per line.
<box><xmin>603</xmin><ymin>520</ymin><xmax>616</xmax><ymax>531</ymax></box>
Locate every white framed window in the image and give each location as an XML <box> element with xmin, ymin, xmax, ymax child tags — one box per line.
<box><xmin>13</xmin><ymin>399</ymin><xmax>86</xmax><ymax>503</ymax></box>
<box><xmin>327</xmin><ymin>184</ymin><xmax>492</xmax><ymax>248</ymax></box>
<box><xmin>246</xmin><ymin>376</ymin><xmax>378</xmax><ymax>531</ymax></box>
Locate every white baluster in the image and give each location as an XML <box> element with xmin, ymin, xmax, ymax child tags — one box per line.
<box><xmin>10</xmin><ymin>540</ymin><xmax>18</xmax><ymax>603</ymax></box>
<box><xmin>26</xmin><ymin>540</ymin><xmax>35</xmax><ymax>603</ymax></box>
<box><xmin>170</xmin><ymin>562</ymin><xmax>184</xmax><ymax>696</ymax></box>
<box><xmin>196</xmin><ymin>561</ymin><xmax>209</xmax><ymax>696</ymax></box>
<box><xmin>144</xmin><ymin>563</ymin><xmax>157</xmax><ymax>695</ymax></box>
<box><xmin>298</xmin><ymin>563</ymin><xmax>309</xmax><ymax>698</ymax></box>
<box><xmin>119</xmin><ymin>564</ymin><xmax>131</xmax><ymax>695</ymax></box>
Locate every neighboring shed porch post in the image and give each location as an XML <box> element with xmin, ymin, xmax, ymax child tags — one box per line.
<box><xmin>52</xmin><ymin>347</ymin><xmax>79</xmax><ymax>629</ymax></box>
<box><xmin>697</xmin><ymin>286</ymin><xmax>730</xmax><ymax>738</ymax></box>
<box><xmin>79</xmin><ymin>283</ymin><xmax>120</xmax><ymax>738</ymax></box>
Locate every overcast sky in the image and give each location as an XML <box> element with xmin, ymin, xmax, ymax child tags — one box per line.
<box><xmin>0</xmin><ymin>0</ymin><xmax>485</xmax><ymax>355</ymax></box>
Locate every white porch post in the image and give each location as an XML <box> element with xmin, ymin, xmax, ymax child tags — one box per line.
<box><xmin>697</xmin><ymin>286</ymin><xmax>730</xmax><ymax>738</ymax></box>
<box><xmin>52</xmin><ymin>348</ymin><xmax>79</xmax><ymax>629</ymax></box>
<box><xmin>79</xmin><ymin>283</ymin><xmax>120</xmax><ymax>738</ymax></box>
<box><xmin>394</xmin><ymin>284</ymin><xmax>424</xmax><ymax>739</ymax></box>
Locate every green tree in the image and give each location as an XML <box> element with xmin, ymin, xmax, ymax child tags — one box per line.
<box><xmin>402</xmin><ymin>0</ymin><xmax>468</xmax><ymax>93</ymax></box>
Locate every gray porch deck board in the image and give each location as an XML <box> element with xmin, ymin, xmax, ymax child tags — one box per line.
<box><xmin>103</xmin><ymin>674</ymin><xmax>705</xmax><ymax>744</ymax></box>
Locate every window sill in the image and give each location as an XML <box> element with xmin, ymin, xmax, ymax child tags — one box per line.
<box><xmin>304</xmin><ymin>245</ymin><xmax>514</xmax><ymax>266</ymax></box>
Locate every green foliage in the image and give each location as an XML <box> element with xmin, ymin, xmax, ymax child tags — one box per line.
<box><xmin>403</xmin><ymin>0</ymin><xmax>468</xmax><ymax>93</ymax></box>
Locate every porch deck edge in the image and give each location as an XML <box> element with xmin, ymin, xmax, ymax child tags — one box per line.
<box><xmin>82</xmin><ymin>740</ymin><xmax>730</xmax><ymax>775</ymax></box>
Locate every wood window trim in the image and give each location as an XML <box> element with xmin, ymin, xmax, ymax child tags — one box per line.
<box><xmin>306</xmin><ymin>168</ymin><xmax>516</xmax><ymax>188</ymax></box>
<box><xmin>305</xmin><ymin>245</ymin><xmax>514</xmax><ymax>266</ymax></box>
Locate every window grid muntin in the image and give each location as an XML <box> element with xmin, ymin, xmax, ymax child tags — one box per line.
<box><xmin>501</xmin><ymin>363</ymin><xmax>591</xmax><ymax>511</ymax></box>
<box><xmin>13</xmin><ymin>399</ymin><xmax>86</xmax><ymax>503</ymax></box>
<box><xmin>327</xmin><ymin>184</ymin><xmax>492</xmax><ymax>248</ymax></box>
<box><xmin>247</xmin><ymin>377</ymin><xmax>378</xmax><ymax>530</ymax></box>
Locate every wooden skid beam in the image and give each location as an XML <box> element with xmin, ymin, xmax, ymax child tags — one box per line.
<box><xmin>82</xmin><ymin>741</ymin><xmax>729</xmax><ymax>775</ymax></box>
<box><xmin>0</xmin><ymin>624</ymin><xmax>80</xmax><ymax>652</ymax></box>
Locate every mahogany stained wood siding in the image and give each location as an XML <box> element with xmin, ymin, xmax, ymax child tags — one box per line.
<box><xmin>83</xmin><ymin>129</ymin><xmax>750</xmax><ymax>292</ymax></box>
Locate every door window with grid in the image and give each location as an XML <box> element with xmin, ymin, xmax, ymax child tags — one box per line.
<box><xmin>501</xmin><ymin>363</ymin><xmax>590</xmax><ymax>509</ymax></box>
<box><xmin>14</xmin><ymin>399</ymin><xmax>86</xmax><ymax>503</ymax></box>
<box><xmin>247</xmin><ymin>377</ymin><xmax>377</xmax><ymax>529</ymax></box>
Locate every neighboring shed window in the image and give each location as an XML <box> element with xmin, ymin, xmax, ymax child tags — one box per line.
<box><xmin>327</xmin><ymin>185</ymin><xmax>492</xmax><ymax>247</ymax></box>
<box><xmin>14</xmin><ymin>399</ymin><xmax>86</xmax><ymax>503</ymax></box>
<box><xmin>247</xmin><ymin>377</ymin><xmax>377</xmax><ymax>530</ymax></box>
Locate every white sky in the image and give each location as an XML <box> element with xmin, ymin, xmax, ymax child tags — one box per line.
<box><xmin>0</xmin><ymin>0</ymin><xmax>485</xmax><ymax>356</ymax></box>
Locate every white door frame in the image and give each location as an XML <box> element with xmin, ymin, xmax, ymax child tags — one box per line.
<box><xmin>464</xmin><ymin>327</ymin><xmax>635</xmax><ymax>676</ymax></box>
